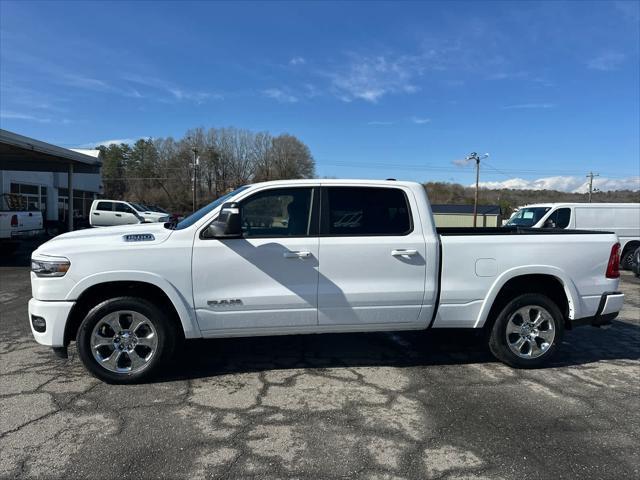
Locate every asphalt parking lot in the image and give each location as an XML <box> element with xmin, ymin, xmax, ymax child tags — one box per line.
<box><xmin>1</xmin><ymin>242</ymin><xmax>639</xmax><ymax>479</ymax></box>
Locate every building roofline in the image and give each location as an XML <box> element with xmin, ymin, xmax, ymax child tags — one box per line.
<box><xmin>0</xmin><ymin>129</ymin><xmax>101</xmax><ymax>166</ymax></box>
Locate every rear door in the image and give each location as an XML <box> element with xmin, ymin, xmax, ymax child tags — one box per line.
<box><xmin>317</xmin><ymin>185</ymin><xmax>429</xmax><ymax>326</ymax></box>
<box><xmin>91</xmin><ymin>201</ymin><xmax>114</xmax><ymax>226</ymax></box>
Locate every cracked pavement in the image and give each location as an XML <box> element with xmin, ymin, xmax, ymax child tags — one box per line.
<box><xmin>1</xmin><ymin>256</ymin><xmax>639</xmax><ymax>479</ymax></box>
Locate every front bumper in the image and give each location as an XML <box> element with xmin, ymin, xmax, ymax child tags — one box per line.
<box><xmin>28</xmin><ymin>298</ymin><xmax>75</xmax><ymax>347</ymax></box>
<box><xmin>572</xmin><ymin>291</ymin><xmax>624</xmax><ymax>328</ymax></box>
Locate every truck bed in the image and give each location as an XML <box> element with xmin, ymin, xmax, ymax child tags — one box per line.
<box><xmin>434</xmin><ymin>228</ymin><xmax>620</xmax><ymax>329</ymax></box>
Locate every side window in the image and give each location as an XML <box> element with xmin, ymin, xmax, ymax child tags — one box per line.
<box><xmin>115</xmin><ymin>203</ymin><xmax>135</xmax><ymax>214</ymax></box>
<box><xmin>543</xmin><ymin>208</ymin><xmax>571</xmax><ymax>229</ymax></box>
<box><xmin>324</xmin><ymin>187</ymin><xmax>412</xmax><ymax>236</ymax></box>
<box><xmin>241</xmin><ymin>188</ymin><xmax>313</xmax><ymax>237</ymax></box>
<box><xmin>96</xmin><ymin>201</ymin><xmax>113</xmax><ymax>211</ymax></box>
<box><xmin>555</xmin><ymin>208</ymin><xmax>571</xmax><ymax>229</ymax></box>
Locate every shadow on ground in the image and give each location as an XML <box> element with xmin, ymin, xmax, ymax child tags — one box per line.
<box><xmin>154</xmin><ymin>319</ymin><xmax>640</xmax><ymax>383</ymax></box>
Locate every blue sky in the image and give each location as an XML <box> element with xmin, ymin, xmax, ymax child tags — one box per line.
<box><xmin>1</xmin><ymin>0</ymin><xmax>639</xmax><ymax>192</ymax></box>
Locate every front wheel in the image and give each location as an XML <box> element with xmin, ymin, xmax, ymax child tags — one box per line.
<box><xmin>76</xmin><ymin>297</ymin><xmax>176</xmax><ymax>383</ymax></box>
<box><xmin>488</xmin><ymin>293</ymin><xmax>564</xmax><ymax>368</ymax></box>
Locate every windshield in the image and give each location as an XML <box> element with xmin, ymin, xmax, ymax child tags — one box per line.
<box><xmin>129</xmin><ymin>202</ymin><xmax>146</xmax><ymax>212</ymax></box>
<box><xmin>149</xmin><ymin>205</ymin><xmax>168</xmax><ymax>214</ymax></box>
<box><xmin>173</xmin><ymin>185</ymin><xmax>250</xmax><ymax>230</ymax></box>
<box><xmin>505</xmin><ymin>207</ymin><xmax>551</xmax><ymax>227</ymax></box>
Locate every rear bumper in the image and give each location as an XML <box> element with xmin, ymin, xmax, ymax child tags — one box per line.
<box><xmin>11</xmin><ymin>229</ymin><xmax>44</xmax><ymax>239</ymax></box>
<box><xmin>28</xmin><ymin>298</ymin><xmax>74</xmax><ymax>347</ymax></box>
<box><xmin>572</xmin><ymin>291</ymin><xmax>624</xmax><ymax>328</ymax></box>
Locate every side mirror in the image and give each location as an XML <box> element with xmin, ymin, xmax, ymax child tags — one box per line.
<box><xmin>206</xmin><ymin>202</ymin><xmax>242</xmax><ymax>238</ymax></box>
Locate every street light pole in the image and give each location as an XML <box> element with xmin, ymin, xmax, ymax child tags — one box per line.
<box><xmin>473</xmin><ymin>155</ymin><xmax>480</xmax><ymax>227</ymax></box>
<box><xmin>465</xmin><ymin>152</ymin><xmax>489</xmax><ymax>227</ymax></box>
<box><xmin>192</xmin><ymin>147</ymin><xmax>198</xmax><ymax>213</ymax></box>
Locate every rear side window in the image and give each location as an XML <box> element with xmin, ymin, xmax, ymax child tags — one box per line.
<box><xmin>96</xmin><ymin>201</ymin><xmax>113</xmax><ymax>211</ymax></box>
<box><xmin>323</xmin><ymin>187</ymin><xmax>412</xmax><ymax>236</ymax></box>
<box><xmin>555</xmin><ymin>208</ymin><xmax>571</xmax><ymax>228</ymax></box>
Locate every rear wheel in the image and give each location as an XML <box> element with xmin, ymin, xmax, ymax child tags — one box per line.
<box><xmin>489</xmin><ymin>293</ymin><xmax>564</xmax><ymax>368</ymax></box>
<box><xmin>620</xmin><ymin>248</ymin><xmax>635</xmax><ymax>270</ymax></box>
<box><xmin>76</xmin><ymin>297</ymin><xmax>176</xmax><ymax>383</ymax></box>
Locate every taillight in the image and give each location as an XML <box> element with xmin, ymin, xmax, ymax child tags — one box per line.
<box><xmin>10</xmin><ymin>215</ymin><xmax>18</xmax><ymax>227</ymax></box>
<box><xmin>606</xmin><ymin>243</ymin><xmax>621</xmax><ymax>279</ymax></box>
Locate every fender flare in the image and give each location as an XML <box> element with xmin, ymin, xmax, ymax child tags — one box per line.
<box><xmin>474</xmin><ymin>265</ymin><xmax>581</xmax><ymax>328</ymax></box>
<box><xmin>66</xmin><ymin>270</ymin><xmax>201</xmax><ymax>339</ymax></box>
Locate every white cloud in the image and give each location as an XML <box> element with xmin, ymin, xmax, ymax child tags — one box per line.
<box><xmin>328</xmin><ymin>54</ymin><xmax>423</xmax><ymax>103</ymax></box>
<box><xmin>123</xmin><ymin>74</ymin><xmax>218</xmax><ymax>103</ymax></box>
<box><xmin>478</xmin><ymin>175</ymin><xmax>640</xmax><ymax>192</ymax></box>
<box><xmin>77</xmin><ymin>138</ymin><xmax>138</xmax><ymax>148</ymax></box>
<box><xmin>452</xmin><ymin>158</ymin><xmax>472</xmax><ymax>167</ymax></box>
<box><xmin>61</xmin><ymin>73</ymin><xmax>111</xmax><ymax>91</ymax></box>
<box><xmin>614</xmin><ymin>1</ymin><xmax>640</xmax><ymax>22</ymax></box>
<box><xmin>587</xmin><ymin>52</ymin><xmax>626</xmax><ymax>71</ymax></box>
<box><xmin>503</xmin><ymin>103</ymin><xmax>556</xmax><ymax>109</ymax></box>
<box><xmin>411</xmin><ymin>116</ymin><xmax>431</xmax><ymax>124</ymax></box>
<box><xmin>0</xmin><ymin>110</ymin><xmax>51</xmax><ymax>123</ymax></box>
<box><xmin>263</xmin><ymin>88</ymin><xmax>299</xmax><ymax>103</ymax></box>
<box><xmin>289</xmin><ymin>56</ymin><xmax>306</xmax><ymax>65</ymax></box>
<box><xmin>367</xmin><ymin>121</ymin><xmax>394</xmax><ymax>126</ymax></box>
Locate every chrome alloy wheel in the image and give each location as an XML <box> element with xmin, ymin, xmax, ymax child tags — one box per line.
<box><xmin>505</xmin><ymin>305</ymin><xmax>556</xmax><ymax>359</ymax></box>
<box><xmin>90</xmin><ymin>311</ymin><xmax>158</xmax><ymax>374</ymax></box>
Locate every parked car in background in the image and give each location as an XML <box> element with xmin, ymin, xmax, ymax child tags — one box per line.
<box><xmin>89</xmin><ymin>200</ymin><xmax>170</xmax><ymax>227</ymax></box>
<box><xmin>141</xmin><ymin>204</ymin><xmax>170</xmax><ymax>215</ymax></box>
<box><xmin>29</xmin><ymin>179</ymin><xmax>624</xmax><ymax>383</ymax></box>
<box><xmin>506</xmin><ymin>202</ymin><xmax>640</xmax><ymax>269</ymax></box>
<box><xmin>632</xmin><ymin>246</ymin><xmax>640</xmax><ymax>278</ymax></box>
<box><xmin>0</xmin><ymin>194</ymin><xmax>43</xmax><ymax>250</ymax></box>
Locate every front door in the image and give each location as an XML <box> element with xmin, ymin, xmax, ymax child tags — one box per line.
<box><xmin>317</xmin><ymin>186</ymin><xmax>433</xmax><ymax>327</ymax></box>
<box><xmin>114</xmin><ymin>202</ymin><xmax>139</xmax><ymax>225</ymax></box>
<box><xmin>192</xmin><ymin>186</ymin><xmax>320</xmax><ymax>332</ymax></box>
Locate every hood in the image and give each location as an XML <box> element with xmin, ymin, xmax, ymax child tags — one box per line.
<box><xmin>34</xmin><ymin>222</ymin><xmax>174</xmax><ymax>257</ymax></box>
<box><xmin>140</xmin><ymin>211</ymin><xmax>168</xmax><ymax>218</ymax></box>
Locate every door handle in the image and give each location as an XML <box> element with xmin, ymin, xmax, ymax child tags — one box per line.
<box><xmin>283</xmin><ymin>251</ymin><xmax>311</xmax><ymax>259</ymax></box>
<box><xmin>93</xmin><ymin>212</ymin><xmax>100</xmax><ymax>215</ymax></box>
<box><xmin>391</xmin><ymin>249</ymin><xmax>418</xmax><ymax>256</ymax></box>
<box><xmin>115</xmin><ymin>213</ymin><xmax>122</xmax><ymax>217</ymax></box>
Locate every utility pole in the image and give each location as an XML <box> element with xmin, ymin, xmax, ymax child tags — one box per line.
<box><xmin>465</xmin><ymin>152</ymin><xmax>489</xmax><ymax>227</ymax></box>
<box><xmin>586</xmin><ymin>171</ymin><xmax>599</xmax><ymax>203</ymax></box>
<box><xmin>192</xmin><ymin>147</ymin><xmax>198</xmax><ymax>213</ymax></box>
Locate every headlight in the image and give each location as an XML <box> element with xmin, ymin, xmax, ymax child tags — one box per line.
<box><xmin>31</xmin><ymin>258</ymin><xmax>71</xmax><ymax>277</ymax></box>
<box><xmin>159</xmin><ymin>216</ymin><xmax>170</xmax><ymax>222</ymax></box>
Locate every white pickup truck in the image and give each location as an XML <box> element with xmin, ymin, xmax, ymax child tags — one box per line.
<box><xmin>29</xmin><ymin>180</ymin><xmax>625</xmax><ymax>383</ymax></box>
<box><xmin>1</xmin><ymin>194</ymin><xmax>44</xmax><ymax>250</ymax></box>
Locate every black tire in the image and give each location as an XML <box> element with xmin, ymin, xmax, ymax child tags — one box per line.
<box><xmin>620</xmin><ymin>248</ymin><xmax>635</xmax><ymax>271</ymax></box>
<box><xmin>0</xmin><ymin>241</ymin><xmax>18</xmax><ymax>256</ymax></box>
<box><xmin>488</xmin><ymin>293</ymin><xmax>564</xmax><ymax>369</ymax></box>
<box><xmin>76</xmin><ymin>296</ymin><xmax>177</xmax><ymax>383</ymax></box>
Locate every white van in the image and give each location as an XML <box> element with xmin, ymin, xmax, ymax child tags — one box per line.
<box><xmin>506</xmin><ymin>203</ymin><xmax>640</xmax><ymax>268</ymax></box>
<box><xmin>90</xmin><ymin>200</ymin><xmax>170</xmax><ymax>227</ymax></box>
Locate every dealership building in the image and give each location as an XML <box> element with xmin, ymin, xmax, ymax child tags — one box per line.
<box><xmin>0</xmin><ymin>129</ymin><xmax>102</xmax><ymax>230</ymax></box>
